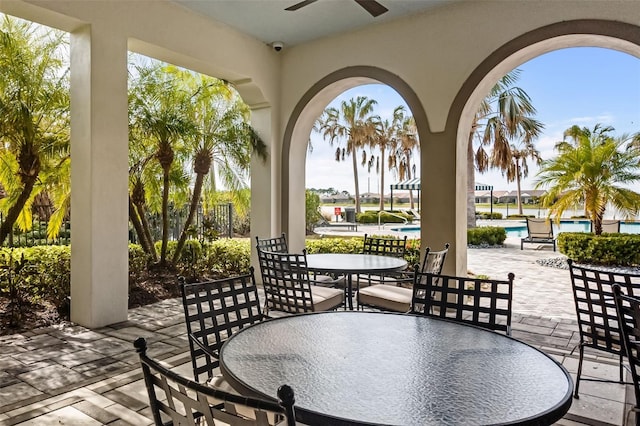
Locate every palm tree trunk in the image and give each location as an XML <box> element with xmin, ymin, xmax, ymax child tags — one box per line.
<box><xmin>516</xmin><ymin>161</ymin><xmax>523</xmax><ymax>215</ymax></box>
<box><xmin>379</xmin><ymin>147</ymin><xmax>385</xmax><ymax>212</ymax></box>
<box><xmin>467</xmin><ymin>134</ymin><xmax>477</xmax><ymax>228</ymax></box>
<box><xmin>351</xmin><ymin>147</ymin><xmax>361</xmax><ymax>214</ymax></box>
<box><xmin>135</xmin><ymin>202</ymin><xmax>158</xmax><ymax>262</ymax></box>
<box><xmin>0</xmin><ymin>175</ymin><xmax>38</xmax><ymax>245</ymax></box>
<box><xmin>172</xmin><ymin>172</ymin><xmax>205</xmax><ymax>264</ymax></box>
<box><xmin>129</xmin><ymin>197</ymin><xmax>152</xmax><ymax>255</ymax></box>
<box><xmin>159</xmin><ymin>168</ymin><xmax>171</xmax><ymax>265</ymax></box>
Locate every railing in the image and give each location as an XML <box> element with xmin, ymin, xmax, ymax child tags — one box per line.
<box><xmin>1</xmin><ymin>202</ymin><xmax>234</xmax><ymax>248</ymax></box>
<box><xmin>378</xmin><ymin>211</ymin><xmax>408</xmax><ymax>230</ymax></box>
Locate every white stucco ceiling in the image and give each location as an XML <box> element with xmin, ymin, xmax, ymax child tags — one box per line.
<box><xmin>172</xmin><ymin>0</ymin><xmax>460</xmax><ymax>47</ymax></box>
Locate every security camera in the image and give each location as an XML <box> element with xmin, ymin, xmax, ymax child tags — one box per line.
<box><xmin>272</xmin><ymin>41</ymin><xmax>284</xmax><ymax>52</ymax></box>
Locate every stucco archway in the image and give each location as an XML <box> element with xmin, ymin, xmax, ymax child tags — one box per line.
<box><xmin>443</xmin><ymin>19</ymin><xmax>640</xmax><ymax>274</ymax></box>
<box><xmin>281</xmin><ymin>66</ymin><xmax>430</xmax><ymax>252</ymax></box>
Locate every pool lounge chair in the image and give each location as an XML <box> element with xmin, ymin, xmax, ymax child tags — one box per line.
<box><xmin>521</xmin><ymin>217</ymin><xmax>555</xmax><ymax>251</ymax></box>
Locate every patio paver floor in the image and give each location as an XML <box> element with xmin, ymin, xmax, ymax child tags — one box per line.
<box><xmin>0</xmin><ymin>239</ymin><xmax>635</xmax><ymax>425</ymax></box>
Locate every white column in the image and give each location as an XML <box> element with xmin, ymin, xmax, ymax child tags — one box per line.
<box><xmin>70</xmin><ymin>24</ymin><xmax>129</xmax><ymax>327</ymax></box>
<box><xmin>250</xmin><ymin>107</ymin><xmax>276</xmax><ymax>266</ymax></box>
<box><xmin>422</xmin><ymin>132</ymin><xmax>464</xmax><ymax>276</ymax></box>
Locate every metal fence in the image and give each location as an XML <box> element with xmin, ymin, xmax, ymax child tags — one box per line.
<box><xmin>1</xmin><ymin>202</ymin><xmax>234</xmax><ymax>248</ymax></box>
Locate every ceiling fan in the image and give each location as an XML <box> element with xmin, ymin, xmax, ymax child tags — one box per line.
<box><xmin>285</xmin><ymin>0</ymin><xmax>388</xmax><ymax>18</ymax></box>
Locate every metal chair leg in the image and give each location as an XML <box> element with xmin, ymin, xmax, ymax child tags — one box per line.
<box><xmin>574</xmin><ymin>344</ymin><xmax>584</xmax><ymax>399</ymax></box>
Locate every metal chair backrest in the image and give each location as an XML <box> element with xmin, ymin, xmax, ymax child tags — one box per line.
<box><xmin>256</xmin><ymin>249</ymin><xmax>315</xmax><ymax>314</ymax></box>
<box><xmin>180</xmin><ymin>268</ymin><xmax>263</xmax><ymax>382</ymax></box>
<box><xmin>256</xmin><ymin>233</ymin><xmax>289</xmax><ymax>253</ymax></box>
<box><xmin>568</xmin><ymin>259</ymin><xmax>640</xmax><ymax>358</ymax></box>
<box><xmin>134</xmin><ymin>338</ymin><xmax>295</xmax><ymax>426</ymax></box>
<box><xmin>526</xmin><ymin>217</ymin><xmax>553</xmax><ymax>239</ymax></box>
<box><xmin>411</xmin><ymin>271</ymin><xmax>515</xmax><ymax>335</ymax></box>
<box><xmin>420</xmin><ymin>243</ymin><xmax>450</xmax><ymax>274</ymax></box>
<box><xmin>362</xmin><ymin>234</ymin><xmax>407</xmax><ymax>258</ymax></box>
<box><xmin>568</xmin><ymin>259</ymin><xmax>640</xmax><ymax>398</ymax></box>
<box><xmin>613</xmin><ymin>284</ymin><xmax>640</xmax><ymax>421</ymax></box>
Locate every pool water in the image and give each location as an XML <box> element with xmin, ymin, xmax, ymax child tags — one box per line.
<box><xmin>391</xmin><ymin>220</ymin><xmax>640</xmax><ymax>238</ymax></box>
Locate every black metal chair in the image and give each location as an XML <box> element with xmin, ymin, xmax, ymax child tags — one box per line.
<box><xmin>355</xmin><ymin>234</ymin><xmax>408</xmax><ymax>288</ymax></box>
<box><xmin>256</xmin><ymin>248</ymin><xmax>344</xmax><ymax>315</ymax></box>
<box><xmin>568</xmin><ymin>259</ymin><xmax>640</xmax><ymax>398</ymax></box>
<box><xmin>411</xmin><ymin>271</ymin><xmax>514</xmax><ymax>335</ymax></box>
<box><xmin>613</xmin><ymin>284</ymin><xmax>640</xmax><ymax>426</ymax></box>
<box><xmin>256</xmin><ymin>233</ymin><xmax>289</xmax><ymax>253</ymax></box>
<box><xmin>362</xmin><ymin>233</ymin><xmax>408</xmax><ymax>258</ymax></box>
<box><xmin>180</xmin><ymin>268</ymin><xmax>264</xmax><ymax>384</ymax></box>
<box><xmin>256</xmin><ymin>233</ymin><xmax>342</xmax><ymax>287</ymax></box>
<box><xmin>134</xmin><ymin>337</ymin><xmax>296</xmax><ymax>426</ymax></box>
<box><xmin>357</xmin><ymin>243</ymin><xmax>449</xmax><ymax>312</ymax></box>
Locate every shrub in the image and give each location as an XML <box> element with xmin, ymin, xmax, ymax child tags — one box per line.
<box><xmin>467</xmin><ymin>227</ymin><xmax>506</xmax><ymax>246</ymax></box>
<box><xmin>306</xmin><ymin>190</ymin><xmax>323</xmax><ymax>232</ymax></box>
<box><xmin>305</xmin><ymin>235</ymin><xmax>420</xmax><ymax>269</ymax></box>
<box><xmin>201</xmin><ymin>239</ymin><xmax>251</xmax><ymax>277</ymax></box>
<box><xmin>356</xmin><ymin>211</ymin><xmax>412</xmax><ymax>224</ymax></box>
<box><xmin>305</xmin><ymin>237</ymin><xmax>362</xmax><ymax>254</ymax></box>
<box><xmin>475</xmin><ymin>212</ymin><xmax>503</xmax><ymax>220</ymax></box>
<box><xmin>0</xmin><ymin>246</ymin><xmax>71</xmax><ymax>314</ymax></box>
<box><xmin>505</xmin><ymin>214</ymin><xmax>535</xmax><ymax>220</ymax></box>
<box><xmin>558</xmin><ymin>232</ymin><xmax>640</xmax><ymax>266</ymax></box>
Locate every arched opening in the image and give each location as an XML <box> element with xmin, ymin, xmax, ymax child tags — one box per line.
<box><xmin>281</xmin><ymin>67</ymin><xmax>429</xmax><ymax>251</ymax></box>
<box><xmin>452</xmin><ymin>20</ymin><xmax>640</xmax><ymax>313</ymax></box>
<box><xmin>306</xmin><ymin>84</ymin><xmax>419</xmax><ymax>222</ymax></box>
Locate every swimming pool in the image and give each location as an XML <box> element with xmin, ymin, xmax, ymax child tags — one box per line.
<box><xmin>391</xmin><ymin>220</ymin><xmax>640</xmax><ymax>238</ymax></box>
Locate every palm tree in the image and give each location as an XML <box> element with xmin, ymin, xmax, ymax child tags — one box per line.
<box><xmin>170</xmin><ymin>67</ymin><xmax>267</xmax><ymax>263</ymax></box>
<box><xmin>536</xmin><ymin>124</ymin><xmax>640</xmax><ymax>235</ymax></box>
<box><xmin>0</xmin><ymin>16</ymin><xmax>70</xmax><ymax>245</ymax></box>
<box><xmin>314</xmin><ymin>96</ymin><xmax>378</xmax><ymax>214</ymax></box>
<box><xmin>390</xmin><ymin>112</ymin><xmax>419</xmax><ymax>209</ymax></box>
<box><xmin>129</xmin><ymin>62</ymin><xmax>195</xmax><ymax>265</ymax></box>
<box><xmin>502</xmin><ymin>139</ymin><xmax>542</xmax><ymax>215</ymax></box>
<box><xmin>366</xmin><ymin>106</ymin><xmax>405</xmax><ymax>211</ymax></box>
<box><xmin>468</xmin><ymin>70</ymin><xmax>542</xmax><ymax>224</ymax></box>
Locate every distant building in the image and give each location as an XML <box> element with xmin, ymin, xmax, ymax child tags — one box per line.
<box><xmin>475</xmin><ymin>189</ymin><xmax>546</xmax><ymax>204</ymax></box>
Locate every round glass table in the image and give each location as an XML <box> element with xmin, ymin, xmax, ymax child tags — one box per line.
<box><xmin>306</xmin><ymin>253</ymin><xmax>408</xmax><ymax>310</ymax></box>
<box><xmin>220</xmin><ymin>311</ymin><xmax>573</xmax><ymax>426</ymax></box>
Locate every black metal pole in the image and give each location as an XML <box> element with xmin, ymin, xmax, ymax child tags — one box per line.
<box><xmin>490</xmin><ymin>188</ymin><xmax>493</xmax><ymax>220</ymax></box>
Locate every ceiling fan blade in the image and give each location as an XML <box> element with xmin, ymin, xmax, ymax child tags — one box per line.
<box><xmin>285</xmin><ymin>0</ymin><xmax>319</xmax><ymax>11</ymax></box>
<box><xmin>354</xmin><ymin>0</ymin><xmax>388</xmax><ymax>17</ymax></box>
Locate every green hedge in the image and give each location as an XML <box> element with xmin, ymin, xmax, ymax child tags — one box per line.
<box><xmin>356</xmin><ymin>211</ymin><xmax>413</xmax><ymax>224</ymax></box>
<box><xmin>475</xmin><ymin>212</ymin><xmax>503</xmax><ymax>220</ymax></box>
<box><xmin>0</xmin><ymin>246</ymin><xmax>71</xmax><ymax>312</ymax></box>
<box><xmin>1</xmin><ymin>236</ymin><xmax>424</xmax><ymax>322</ymax></box>
<box><xmin>467</xmin><ymin>227</ymin><xmax>506</xmax><ymax>246</ymax></box>
<box><xmin>558</xmin><ymin>232</ymin><xmax>640</xmax><ymax>266</ymax></box>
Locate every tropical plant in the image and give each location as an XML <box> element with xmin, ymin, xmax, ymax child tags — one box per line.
<box><xmin>314</xmin><ymin>96</ymin><xmax>378</xmax><ymax>213</ymax></box>
<box><xmin>367</xmin><ymin>105</ymin><xmax>406</xmax><ymax>211</ymax></box>
<box><xmin>536</xmin><ymin>125</ymin><xmax>640</xmax><ymax>235</ymax></box>
<box><xmin>390</xmin><ymin>113</ymin><xmax>419</xmax><ymax>209</ymax></box>
<box><xmin>0</xmin><ymin>16</ymin><xmax>70</xmax><ymax>245</ymax></box>
<box><xmin>164</xmin><ymin>66</ymin><xmax>267</xmax><ymax>263</ymax></box>
<box><xmin>128</xmin><ymin>56</ymin><xmax>266</xmax><ymax>265</ymax></box>
<box><xmin>305</xmin><ymin>190</ymin><xmax>322</xmax><ymax>233</ymax></box>
<box><xmin>468</xmin><ymin>70</ymin><xmax>542</xmax><ymax>225</ymax></box>
<box><xmin>129</xmin><ymin>61</ymin><xmax>195</xmax><ymax>265</ymax></box>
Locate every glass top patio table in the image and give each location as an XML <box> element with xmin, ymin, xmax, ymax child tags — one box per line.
<box><xmin>306</xmin><ymin>253</ymin><xmax>408</xmax><ymax>310</ymax></box>
<box><xmin>220</xmin><ymin>311</ymin><xmax>573</xmax><ymax>426</ymax></box>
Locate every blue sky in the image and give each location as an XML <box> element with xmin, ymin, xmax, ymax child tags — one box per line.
<box><xmin>305</xmin><ymin>47</ymin><xmax>640</xmax><ymax>194</ymax></box>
